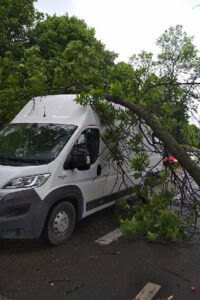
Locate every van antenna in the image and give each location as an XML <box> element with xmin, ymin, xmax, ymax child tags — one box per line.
<box><xmin>43</xmin><ymin>102</ymin><xmax>46</xmax><ymax>117</ymax></box>
<box><xmin>43</xmin><ymin>98</ymin><xmax>46</xmax><ymax>118</ymax></box>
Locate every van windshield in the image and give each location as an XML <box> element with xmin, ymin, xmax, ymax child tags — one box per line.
<box><xmin>0</xmin><ymin>123</ymin><xmax>77</xmax><ymax>166</ymax></box>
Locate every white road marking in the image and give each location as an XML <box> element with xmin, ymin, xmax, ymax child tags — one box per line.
<box><xmin>95</xmin><ymin>228</ymin><xmax>123</xmax><ymax>245</ymax></box>
<box><xmin>133</xmin><ymin>282</ymin><xmax>161</xmax><ymax>300</ymax></box>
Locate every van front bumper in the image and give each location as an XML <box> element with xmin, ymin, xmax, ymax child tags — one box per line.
<box><xmin>0</xmin><ymin>189</ymin><xmax>49</xmax><ymax>239</ymax></box>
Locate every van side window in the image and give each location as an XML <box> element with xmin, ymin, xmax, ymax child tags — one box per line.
<box><xmin>74</xmin><ymin>129</ymin><xmax>100</xmax><ymax>164</ymax></box>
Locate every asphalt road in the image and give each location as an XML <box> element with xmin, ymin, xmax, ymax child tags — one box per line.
<box><xmin>0</xmin><ymin>206</ymin><xmax>200</xmax><ymax>300</ymax></box>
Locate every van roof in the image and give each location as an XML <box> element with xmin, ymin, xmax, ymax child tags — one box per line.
<box><xmin>12</xmin><ymin>94</ymin><xmax>100</xmax><ymax>127</ymax></box>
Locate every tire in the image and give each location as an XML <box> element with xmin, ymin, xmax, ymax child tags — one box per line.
<box><xmin>45</xmin><ymin>201</ymin><xmax>76</xmax><ymax>246</ymax></box>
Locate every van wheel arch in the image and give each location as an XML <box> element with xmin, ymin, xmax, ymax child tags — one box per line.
<box><xmin>45</xmin><ymin>196</ymin><xmax>79</xmax><ymax>226</ymax></box>
<box><xmin>43</xmin><ymin>185</ymin><xmax>84</xmax><ymax>222</ymax></box>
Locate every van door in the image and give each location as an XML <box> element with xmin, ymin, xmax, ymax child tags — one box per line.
<box><xmin>102</xmin><ymin>141</ymin><xmax>135</xmax><ymax>197</ymax></box>
<box><xmin>65</xmin><ymin>127</ymin><xmax>105</xmax><ymax>214</ymax></box>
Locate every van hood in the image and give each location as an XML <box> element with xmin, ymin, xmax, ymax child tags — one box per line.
<box><xmin>0</xmin><ymin>164</ymin><xmax>49</xmax><ymax>189</ymax></box>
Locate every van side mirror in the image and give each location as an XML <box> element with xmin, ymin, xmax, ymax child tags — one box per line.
<box><xmin>64</xmin><ymin>148</ymin><xmax>91</xmax><ymax>170</ymax></box>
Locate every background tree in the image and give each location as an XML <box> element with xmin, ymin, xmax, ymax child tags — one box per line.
<box><xmin>0</xmin><ymin>0</ymin><xmax>37</xmax><ymax>58</ymax></box>
<box><xmin>0</xmin><ymin>0</ymin><xmax>116</xmax><ymax>126</ymax></box>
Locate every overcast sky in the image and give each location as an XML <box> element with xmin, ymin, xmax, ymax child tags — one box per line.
<box><xmin>35</xmin><ymin>0</ymin><xmax>200</xmax><ymax>62</ymax></box>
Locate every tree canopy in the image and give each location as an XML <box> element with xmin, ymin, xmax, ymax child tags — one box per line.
<box><xmin>1</xmin><ymin>0</ymin><xmax>200</xmax><ymax>241</ymax></box>
<box><xmin>0</xmin><ymin>1</ymin><xmax>116</xmax><ymax>126</ymax></box>
<box><xmin>0</xmin><ymin>0</ymin><xmax>37</xmax><ymax>57</ymax></box>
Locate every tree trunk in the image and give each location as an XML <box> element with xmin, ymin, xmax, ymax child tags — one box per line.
<box><xmin>105</xmin><ymin>94</ymin><xmax>200</xmax><ymax>187</ymax></box>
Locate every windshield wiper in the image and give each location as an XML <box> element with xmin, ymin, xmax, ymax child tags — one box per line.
<box><xmin>0</xmin><ymin>157</ymin><xmax>10</xmax><ymax>163</ymax></box>
<box><xmin>21</xmin><ymin>158</ymin><xmax>50</xmax><ymax>165</ymax></box>
<box><xmin>0</xmin><ymin>157</ymin><xmax>47</xmax><ymax>165</ymax></box>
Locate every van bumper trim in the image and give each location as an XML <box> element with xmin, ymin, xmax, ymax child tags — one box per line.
<box><xmin>0</xmin><ymin>189</ymin><xmax>48</xmax><ymax>239</ymax></box>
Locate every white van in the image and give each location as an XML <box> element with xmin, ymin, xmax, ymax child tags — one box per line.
<box><xmin>0</xmin><ymin>95</ymin><xmax>161</xmax><ymax>245</ymax></box>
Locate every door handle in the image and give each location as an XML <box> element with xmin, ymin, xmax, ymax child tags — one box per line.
<box><xmin>97</xmin><ymin>164</ymin><xmax>102</xmax><ymax>176</ymax></box>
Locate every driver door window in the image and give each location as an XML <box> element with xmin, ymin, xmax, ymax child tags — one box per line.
<box><xmin>74</xmin><ymin>128</ymin><xmax>100</xmax><ymax>165</ymax></box>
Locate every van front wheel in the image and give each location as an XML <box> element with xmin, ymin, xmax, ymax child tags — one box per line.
<box><xmin>46</xmin><ymin>201</ymin><xmax>76</xmax><ymax>246</ymax></box>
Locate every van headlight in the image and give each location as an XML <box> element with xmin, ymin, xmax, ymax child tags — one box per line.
<box><xmin>4</xmin><ymin>174</ymin><xmax>50</xmax><ymax>189</ymax></box>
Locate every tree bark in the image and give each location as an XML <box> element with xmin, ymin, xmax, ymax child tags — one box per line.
<box><xmin>105</xmin><ymin>94</ymin><xmax>200</xmax><ymax>187</ymax></box>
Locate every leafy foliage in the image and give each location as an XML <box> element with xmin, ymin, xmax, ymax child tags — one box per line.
<box><xmin>0</xmin><ymin>0</ymin><xmax>38</xmax><ymax>57</ymax></box>
<box><xmin>119</xmin><ymin>175</ymin><xmax>185</xmax><ymax>243</ymax></box>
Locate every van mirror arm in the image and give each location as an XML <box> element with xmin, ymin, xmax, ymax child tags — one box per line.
<box><xmin>63</xmin><ymin>149</ymin><xmax>91</xmax><ymax>171</ymax></box>
<box><xmin>63</xmin><ymin>155</ymin><xmax>73</xmax><ymax>170</ymax></box>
